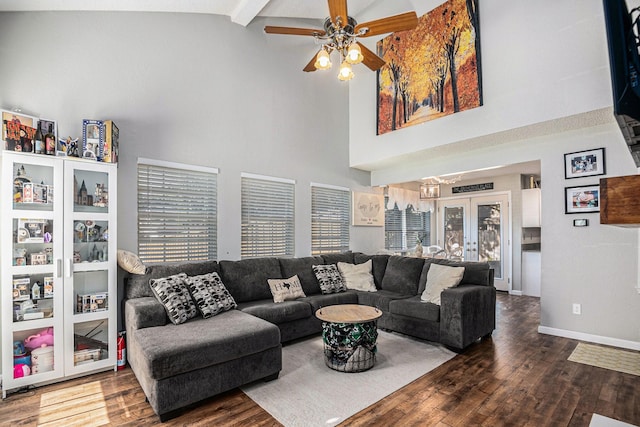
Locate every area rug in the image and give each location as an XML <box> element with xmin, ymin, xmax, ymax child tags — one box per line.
<box><xmin>589</xmin><ymin>414</ymin><xmax>638</xmax><ymax>427</ymax></box>
<box><xmin>568</xmin><ymin>343</ymin><xmax>640</xmax><ymax>376</ymax></box>
<box><xmin>241</xmin><ymin>330</ymin><xmax>456</xmax><ymax>427</ymax></box>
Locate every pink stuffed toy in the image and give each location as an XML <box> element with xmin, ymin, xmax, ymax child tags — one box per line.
<box><xmin>24</xmin><ymin>327</ymin><xmax>54</xmax><ymax>350</ymax></box>
<box><xmin>14</xmin><ymin>364</ymin><xmax>31</xmax><ymax>378</ymax></box>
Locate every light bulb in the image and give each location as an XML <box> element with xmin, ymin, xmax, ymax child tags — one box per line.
<box><xmin>338</xmin><ymin>61</ymin><xmax>354</xmax><ymax>81</ymax></box>
<box><xmin>345</xmin><ymin>43</ymin><xmax>364</xmax><ymax>64</ymax></box>
<box><xmin>314</xmin><ymin>49</ymin><xmax>332</xmax><ymax>70</ymax></box>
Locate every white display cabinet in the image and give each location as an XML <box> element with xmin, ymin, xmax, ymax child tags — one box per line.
<box><xmin>1</xmin><ymin>152</ymin><xmax>117</xmax><ymax>397</ymax></box>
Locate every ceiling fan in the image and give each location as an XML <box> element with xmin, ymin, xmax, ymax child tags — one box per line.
<box><xmin>264</xmin><ymin>0</ymin><xmax>418</xmax><ymax>81</ymax></box>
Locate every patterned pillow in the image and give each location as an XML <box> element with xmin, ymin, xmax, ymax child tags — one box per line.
<box><xmin>267</xmin><ymin>275</ymin><xmax>306</xmax><ymax>303</ymax></box>
<box><xmin>184</xmin><ymin>272</ymin><xmax>237</xmax><ymax>318</ymax></box>
<box><xmin>312</xmin><ymin>264</ymin><xmax>347</xmax><ymax>294</ymax></box>
<box><xmin>149</xmin><ymin>273</ymin><xmax>198</xmax><ymax>325</ymax></box>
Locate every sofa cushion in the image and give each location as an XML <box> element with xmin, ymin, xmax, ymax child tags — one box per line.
<box><xmin>237</xmin><ymin>299</ymin><xmax>312</xmax><ymax>324</ymax></box>
<box><xmin>279</xmin><ymin>256</ymin><xmax>324</xmax><ymax>295</ymax></box>
<box><xmin>132</xmin><ymin>309</ymin><xmax>281</xmax><ymax>380</ymax></box>
<box><xmin>117</xmin><ymin>249</ymin><xmax>146</xmax><ymax>275</ymax></box>
<box><xmin>417</xmin><ymin>259</ymin><xmax>491</xmax><ymax>294</ymax></box>
<box><xmin>219</xmin><ymin>258</ymin><xmax>281</xmax><ymax>303</ymax></box>
<box><xmin>149</xmin><ymin>273</ymin><xmax>198</xmax><ymax>325</ymax></box>
<box><xmin>420</xmin><ymin>263</ymin><xmax>465</xmax><ymax>305</ymax></box>
<box><xmin>380</xmin><ymin>256</ymin><xmax>424</xmax><ymax>295</ymax></box>
<box><xmin>321</xmin><ymin>251</ymin><xmax>355</xmax><ymax>264</ymax></box>
<box><xmin>184</xmin><ymin>272</ymin><xmax>237</xmax><ymax>318</ymax></box>
<box><xmin>355</xmin><ymin>289</ymin><xmax>413</xmax><ymax>312</ymax></box>
<box><xmin>312</xmin><ymin>264</ymin><xmax>347</xmax><ymax>294</ymax></box>
<box><xmin>338</xmin><ymin>260</ymin><xmax>376</xmax><ymax>292</ymax></box>
<box><xmin>354</xmin><ymin>254</ymin><xmax>389</xmax><ymax>288</ymax></box>
<box><xmin>126</xmin><ymin>260</ymin><xmax>219</xmax><ymax>299</ymax></box>
<box><xmin>389</xmin><ymin>296</ymin><xmax>440</xmax><ymax>322</ymax></box>
<box><xmin>298</xmin><ymin>291</ymin><xmax>359</xmax><ymax>312</ymax></box>
<box><xmin>267</xmin><ymin>275</ymin><xmax>306</xmax><ymax>303</ymax></box>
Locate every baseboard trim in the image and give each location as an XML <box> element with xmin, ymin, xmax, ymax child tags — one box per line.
<box><xmin>538</xmin><ymin>326</ymin><xmax>640</xmax><ymax>351</ymax></box>
<box><xmin>509</xmin><ymin>290</ymin><xmax>523</xmax><ymax>296</ymax></box>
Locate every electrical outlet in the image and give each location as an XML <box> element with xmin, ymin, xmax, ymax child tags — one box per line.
<box><xmin>572</xmin><ymin>303</ymin><xmax>581</xmax><ymax>315</ymax></box>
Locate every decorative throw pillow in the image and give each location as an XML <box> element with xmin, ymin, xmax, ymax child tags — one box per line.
<box><xmin>184</xmin><ymin>272</ymin><xmax>237</xmax><ymax>318</ymax></box>
<box><xmin>149</xmin><ymin>273</ymin><xmax>198</xmax><ymax>324</ymax></box>
<box><xmin>117</xmin><ymin>249</ymin><xmax>146</xmax><ymax>274</ymax></box>
<box><xmin>267</xmin><ymin>275</ymin><xmax>306</xmax><ymax>303</ymax></box>
<box><xmin>420</xmin><ymin>263</ymin><xmax>465</xmax><ymax>305</ymax></box>
<box><xmin>312</xmin><ymin>264</ymin><xmax>347</xmax><ymax>294</ymax></box>
<box><xmin>337</xmin><ymin>260</ymin><xmax>377</xmax><ymax>292</ymax></box>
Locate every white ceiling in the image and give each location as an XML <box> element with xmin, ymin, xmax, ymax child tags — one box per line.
<box><xmin>0</xmin><ymin>0</ymin><xmax>378</xmax><ymax>26</ymax></box>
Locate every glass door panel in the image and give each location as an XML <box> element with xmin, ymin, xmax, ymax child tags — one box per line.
<box><xmin>73</xmin><ymin>170</ymin><xmax>110</xmax><ymax>214</ymax></box>
<box><xmin>438</xmin><ymin>199</ymin><xmax>469</xmax><ymax>261</ymax></box>
<box><xmin>475</xmin><ymin>203</ymin><xmax>503</xmax><ymax>278</ymax></box>
<box><xmin>471</xmin><ymin>194</ymin><xmax>510</xmax><ymax>291</ymax></box>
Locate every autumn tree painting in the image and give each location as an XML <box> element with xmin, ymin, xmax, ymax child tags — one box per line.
<box><xmin>376</xmin><ymin>0</ymin><xmax>482</xmax><ymax>135</ymax></box>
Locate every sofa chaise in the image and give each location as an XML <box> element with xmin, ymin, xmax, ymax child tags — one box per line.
<box><xmin>123</xmin><ymin>252</ymin><xmax>495</xmax><ymax>420</ymax></box>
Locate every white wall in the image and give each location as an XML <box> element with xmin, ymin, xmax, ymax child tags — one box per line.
<box><xmin>0</xmin><ymin>11</ymin><xmax>383</xmax><ymax>260</ymax></box>
<box><xmin>349</xmin><ymin>0</ymin><xmax>640</xmax><ymax>346</ymax></box>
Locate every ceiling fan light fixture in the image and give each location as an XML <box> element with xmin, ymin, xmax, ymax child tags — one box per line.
<box><xmin>314</xmin><ymin>49</ymin><xmax>332</xmax><ymax>70</ymax></box>
<box><xmin>338</xmin><ymin>60</ymin><xmax>354</xmax><ymax>81</ymax></box>
<box><xmin>345</xmin><ymin>42</ymin><xmax>363</xmax><ymax>64</ymax></box>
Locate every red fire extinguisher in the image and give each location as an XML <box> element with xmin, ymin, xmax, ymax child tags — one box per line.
<box><xmin>117</xmin><ymin>331</ymin><xmax>126</xmax><ymax>371</ymax></box>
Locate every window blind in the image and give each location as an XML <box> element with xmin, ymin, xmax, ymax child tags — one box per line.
<box><xmin>137</xmin><ymin>160</ymin><xmax>217</xmax><ymax>263</ymax></box>
<box><xmin>241</xmin><ymin>174</ymin><xmax>295</xmax><ymax>259</ymax></box>
<box><xmin>311</xmin><ymin>184</ymin><xmax>350</xmax><ymax>255</ymax></box>
<box><xmin>385</xmin><ymin>198</ymin><xmax>431</xmax><ymax>252</ymax></box>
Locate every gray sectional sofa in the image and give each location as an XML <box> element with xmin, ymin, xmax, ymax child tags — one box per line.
<box><xmin>123</xmin><ymin>252</ymin><xmax>495</xmax><ymax>420</ymax></box>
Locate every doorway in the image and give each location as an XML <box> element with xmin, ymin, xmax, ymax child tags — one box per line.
<box><xmin>436</xmin><ymin>193</ymin><xmax>511</xmax><ymax>292</ymax></box>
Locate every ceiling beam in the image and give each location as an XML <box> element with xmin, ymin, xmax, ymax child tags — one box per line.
<box><xmin>230</xmin><ymin>0</ymin><xmax>271</xmax><ymax>26</ymax></box>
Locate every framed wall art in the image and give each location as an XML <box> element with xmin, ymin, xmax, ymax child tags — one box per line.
<box><xmin>2</xmin><ymin>110</ymin><xmax>39</xmax><ymax>152</ymax></box>
<box><xmin>564</xmin><ymin>147</ymin><xmax>606</xmax><ymax>179</ymax></box>
<box><xmin>376</xmin><ymin>0</ymin><xmax>482</xmax><ymax>135</ymax></box>
<box><xmin>352</xmin><ymin>192</ymin><xmax>384</xmax><ymax>226</ymax></box>
<box><xmin>565</xmin><ymin>184</ymin><xmax>600</xmax><ymax>214</ymax></box>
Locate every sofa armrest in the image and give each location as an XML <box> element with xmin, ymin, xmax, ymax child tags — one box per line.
<box><xmin>439</xmin><ymin>284</ymin><xmax>496</xmax><ymax>350</ymax></box>
<box><xmin>125</xmin><ymin>297</ymin><xmax>167</xmax><ymax>331</ymax></box>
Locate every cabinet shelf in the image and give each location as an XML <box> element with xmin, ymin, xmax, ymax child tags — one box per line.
<box><xmin>2</xmin><ymin>152</ymin><xmax>117</xmax><ymax>398</ymax></box>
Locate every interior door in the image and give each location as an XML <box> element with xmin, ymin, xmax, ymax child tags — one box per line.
<box><xmin>437</xmin><ymin>194</ymin><xmax>510</xmax><ymax>292</ymax></box>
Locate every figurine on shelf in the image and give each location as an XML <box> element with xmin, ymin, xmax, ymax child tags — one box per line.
<box><xmin>59</xmin><ymin>136</ymin><xmax>79</xmax><ymax>157</ymax></box>
<box><xmin>93</xmin><ymin>183</ymin><xmax>108</xmax><ymax>208</ymax></box>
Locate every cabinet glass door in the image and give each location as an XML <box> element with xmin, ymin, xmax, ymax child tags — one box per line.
<box><xmin>2</xmin><ymin>153</ymin><xmax>64</xmax><ymax>396</ymax></box>
<box><xmin>64</xmin><ymin>161</ymin><xmax>116</xmax><ymax>374</ymax></box>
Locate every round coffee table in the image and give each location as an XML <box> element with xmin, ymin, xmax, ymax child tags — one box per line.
<box><xmin>315</xmin><ymin>304</ymin><xmax>382</xmax><ymax>372</ymax></box>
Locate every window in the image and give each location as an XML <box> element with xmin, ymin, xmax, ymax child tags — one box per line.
<box><xmin>137</xmin><ymin>159</ymin><xmax>218</xmax><ymax>263</ymax></box>
<box><xmin>311</xmin><ymin>184</ymin><xmax>350</xmax><ymax>255</ymax></box>
<box><xmin>241</xmin><ymin>173</ymin><xmax>295</xmax><ymax>259</ymax></box>
<box><xmin>384</xmin><ymin>199</ymin><xmax>431</xmax><ymax>252</ymax></box>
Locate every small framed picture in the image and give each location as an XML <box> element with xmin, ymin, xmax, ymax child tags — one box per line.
<box><xmin>564</xmin><ymin>148</ymin><xmax>606</xmax><ymax>179</ymax></box>
<box><xmin>565</xmin><ymin>184</ymin><xmax>600</xmax><ymax>214</ymax></box>
<box><xmin>352</xmin><ymin>191</ymin><xmax>384</xmax><ymax>226</ymax></box>
<box><xmin>1</xmin><ymin>110</ymin><xmax>38</xmax><ymax>152</ymax></box>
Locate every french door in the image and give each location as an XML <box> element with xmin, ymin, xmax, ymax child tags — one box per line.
<box><xmin>437</xmin><ymin>194</ymin><xmax>510</xmax><ymax>291</ymax></box>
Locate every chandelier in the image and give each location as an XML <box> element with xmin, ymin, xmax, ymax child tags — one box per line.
<box><xmin>312</xmin><ymin>17</ymin><xmax>364</xmax><ymax>81</ymax></box>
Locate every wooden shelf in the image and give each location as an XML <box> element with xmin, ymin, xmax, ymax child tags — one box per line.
<box><xmin>600</xmin><ymin>174</ymin><xmax>640</xmax><ymax>226</ymax></box>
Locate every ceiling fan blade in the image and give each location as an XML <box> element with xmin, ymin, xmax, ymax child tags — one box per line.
<box><xmin>264</xmin><ymin>26</ymin><xmax>326</xmax><ymax>37</ymax></box>
<box><xmin>355</xmin><ymin>11</ymin><xmax>418</xmax><ymax>37</ymax></box>
<box><xmin>357</xmin><ymin>42</ymin><xmax>386</xmax><ymax>71</ymax></box>
<box><xmin>328</xmin><ymin>0</ymin><xmax>348</xmax><ymax>26</ymax></box>
<box><xmin>303</xmin><ymin>52</ymin><xmax>319</xmax><ymax>72</ymax></box>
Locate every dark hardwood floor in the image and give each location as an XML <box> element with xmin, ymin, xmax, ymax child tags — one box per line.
<box><xmin>1</xmin><ymin>293</ymin><xmax>638</xmax><ymax>426</ymax></box>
